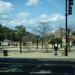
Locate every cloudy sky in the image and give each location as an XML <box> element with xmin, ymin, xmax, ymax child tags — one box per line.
<box><xmin>0</xmin><ymin>0</ymin><xmax>75</xmax><ymax>32</ymax></box>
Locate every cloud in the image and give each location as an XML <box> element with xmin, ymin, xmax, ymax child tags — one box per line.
<box><xmin>17</xmin><ymin>12</ymin><xmax>30</xmax><ymax>18</ymax></box>
<box><xmin>37</xmin><ymin>13</ymin><xmax>65</xmax><ymax>23</ymax></box>
<box><xmin>49</xmin><ymin>14</ymin><xmax>65</xmax><ymax>22</ymax></box>
<box><xmin>26</xmin><ymin>0</ymin><xmax>39</xmax><ymax>6</ymax></box>
<box><xmin>0</xmin><ymin>0</ymin><xmax>14</xmax><ymax>25</ymax></box>
<box><xmin>9</xmin><ymin>13</ymin><xmax>65</xmax><ymax>27</ymax></box>
<box><xmin>0</xmin><ymin>14</ymin><xmax>9</xmax><ymax>19</ymax></box>
<box><xmin>9</xmin><ymin>18</ymin><xmax>28</xmax><ymax>26</ymax></box>
<box><xmin>7</xmin><ymin>12</ymin><xmax>30</xmax><ymax>26</ymax></box>
<box><xmin>0</xmin><ymin>0</ymin><xmax>14</xmax><ymax>14</ymax></box>
<box><xmin>0</xmin><ymin>12</ymin><xmax>65</xmax><ymax>31</ymax></box>
<box><xmin>39</xmin><ymin>14</ymin><xmax>48</xmax><ymax>19</ymax></box>
<box><xmin>0</xmin><ymin>11</ymin><xmax>30</xmax><ymax>27</ymax></box>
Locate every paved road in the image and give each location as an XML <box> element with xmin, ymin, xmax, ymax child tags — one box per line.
<box><xmin>0</xmin><ymin>58</ymin><xmax>74</xmax><ymax>74</ymax></box>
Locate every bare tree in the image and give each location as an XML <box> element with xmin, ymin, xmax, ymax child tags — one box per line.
<box><xmin>34</xmin><ymin>21</ymin><xmax>51</xmax><ymax>52</ymax></box>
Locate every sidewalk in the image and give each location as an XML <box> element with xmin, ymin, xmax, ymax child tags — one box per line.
<box><xmin>0</xmin><ymin>50</ymin><xmax>75</xmax><ymax>60</ymax></box>
<box><xmin>0</xmin><ymin>46</ymin><xmax>75</xmax><ymax>61</ymax></box>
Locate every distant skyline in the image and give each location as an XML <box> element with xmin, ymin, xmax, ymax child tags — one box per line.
<box><xmin>0</xmin><ymin>0</ymin><xmax>75</xmax><ymax>32</ymax></box>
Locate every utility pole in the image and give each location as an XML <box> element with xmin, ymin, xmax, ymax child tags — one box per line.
<box><xmin>65</xmin><ymin>0</ymin><xmax>68</xmax><ymax>56</ymax></box>
<box><xmin>65</xmin><ymin>0</ymin><xmax>73</xmax><ymax>56</ymax></box>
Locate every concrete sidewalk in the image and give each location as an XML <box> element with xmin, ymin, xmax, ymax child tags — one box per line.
<box><xmin>0</xmin><ymin>46</ymin><xmax>75</xmax><ymax>60</ymax></box>
<box><xmin>0</xmin><ymin>50</ymin><xmax>75</xmax><ymax>60</ymax></box>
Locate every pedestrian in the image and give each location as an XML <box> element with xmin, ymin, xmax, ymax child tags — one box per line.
<box><xmin>54</xmin><ymin>43</ymin><xmax>58</xmax><ymax>55</ymax></box>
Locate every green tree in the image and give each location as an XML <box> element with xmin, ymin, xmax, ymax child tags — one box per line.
<box><xmin>0</xmin><ymin>24</ymin><xmax>4</xmax><ymax>41</ymax></box>
<box><xmin>15</xmin><ymin>25</ymin><xmax>26</xmax><ymax>53</ymax></box>
<box><xmin>72</xmin><ymin>31</ymin><xmax>75</xmax><ymax>35</ymax></box>
<box><xmin>49</xmin><ymin>38</ymin><xmax>62</xmax><ymax>48</ymax></box>
<box><xmin>0</xmin><ymin>24</ymin><xmax>12</xmax><ymax>41</ymax></box>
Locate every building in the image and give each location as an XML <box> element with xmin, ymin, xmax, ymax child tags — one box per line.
<box><xmin>12</xmin><ymin>41</ymin><xmax>19</xmax><ymax>47</ymax></box>
<box><xmin>2</xmin><ymin>39</ymin><xmax>12</xmax><ymax>46</ymax></box>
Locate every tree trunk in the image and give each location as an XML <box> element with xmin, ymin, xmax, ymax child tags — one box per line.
<box><xmin>20</xmin><ymin>36</ymin><xmax>22</xmax><ymax>53</ymax></box>
<box><xmin>37</xmin><ymin>38</ymin><xmax>38</xmax><ymax>49</ymax></box>
<box><xmin>42</xmin><ymin>40</ymin><xmax>43</xmax><ymax>49</ymax></box>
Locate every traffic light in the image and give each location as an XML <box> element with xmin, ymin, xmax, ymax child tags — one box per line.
<box><xmin>68</xmin><ymin>0</ymin><xmax>73</xmax><ymax>15</ymax></box>
<box><xmin>69</xmin><ymin>0</ymin><xmax>73</xmax><ymax>5</ymax></box>
<box><xmin>68</xmin><ymin>9</ymin><xmax>72</xmax><ymax>15</ymax></box>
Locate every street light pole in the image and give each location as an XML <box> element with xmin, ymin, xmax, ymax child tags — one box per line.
<box><xmin>65</xmin><ymin>0</ymin><xmax>74</xmax><ymax>56</ymax></box>
<box><xmin>65</xmin><ymin>0</ymin><xmax>68</xmax><ymax>56</ymax></box>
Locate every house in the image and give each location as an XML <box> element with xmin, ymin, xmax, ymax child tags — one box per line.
<box><xmin>48</xmin><ymin>29</ymin><xmax>73</xmax><ymax>48</ymax></box>
<box><xmin>2</xmin><ymin>39</ymin><xmax>12</xmax><ymax>46</ymax></box>
<box><xmin>12</xmin><ymin>41</ymin><xmax>32</xmax><ymax>48</ymax></box>
<box><xmin>12</xmin><ymin>41</ymin><xmax>19</xmax><ymax>47</ymax></box>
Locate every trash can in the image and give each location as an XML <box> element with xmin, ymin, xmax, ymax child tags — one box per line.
<box><xmin>3</xmin><ymin>50</ymin><xmax>8</xmax><ymax>56</ymax></box>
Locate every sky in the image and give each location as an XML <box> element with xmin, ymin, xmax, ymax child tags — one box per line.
<box><xmin>0</xmin><ymin>0</ymin><xmax>75</xmax><ymax>32</ymax></box>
